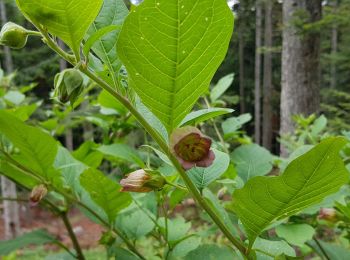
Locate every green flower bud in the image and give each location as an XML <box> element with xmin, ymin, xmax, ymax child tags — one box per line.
<box><xmin>0</xmin><ymin>22</ymin><xmax>28</xmax><ymax>49</ymax></box>
<box><xmin>54</xmin><ymin>69</ymin><xmax>84</xmax><ymax>105</ymax></box>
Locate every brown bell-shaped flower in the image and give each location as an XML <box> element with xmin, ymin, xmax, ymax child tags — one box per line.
<box><xmin>30</xmin><ymin>184</ymin><xmax>48</xmax><ymax>206</ymax></box>
<box><xmin>170</xmin><ymin>126</ymin><xmax>215</xmax><ymax>170</ymax></box>
<box><xmin>120</xmin><ymin>169</ymin><xmax>166</xmax><ymax>193</ymax></box>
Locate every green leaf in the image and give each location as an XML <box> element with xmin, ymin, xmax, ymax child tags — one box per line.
<box><xmin>4</xmin><ymin>90</ymin><xmax>25</xmax><ymax>105</ymax></box>
<box><xmin>309</xmin><ymin>241</ymin><xmax>350</xmax><ymax>260</ymax></box>
<box><xmin>0</xmin><ymin>110</ymin><xmax>60</xmax><ymax>185</ymax></box>
<box><xmin>222</xmin><ymin>113</ymin><xmax>252</xmax><ymax>138</ymax></box>
<box><xmin>158</xmin><ymin>217</ymin><xmax>191</xmax><ymax>243</ymax></box>
<box><xmin>0</xmin><ymin>229</ymin><xmax>57</xmax><ymax>256</ymax></box>
<box><xmin>115</xmin><ymin>208</ymin><xmax>155</xmax><ymax>239</ymax></box>
<box><xmin>72</xmin><ymin>141</ymin><xmax>103</xmax><ymax>168</ymax></box>
<box><xmin>210</xmin><ymin>74</ymin><xmax>234</xmax><ymax>102</ymax></box>
<box><xmin>0</xmin><ymin>159</ymin><xmax>39</xmax><ymax>189</ymax></box>
<box><xmin>180</xmin><ymin>108</ymin><xmax>234</xmax><ymax>126</ymax></box>
<box><xmin>85</xmin><ymin>0</ymin><xmax>128</xmax><ymax>89</ymax></box>
<box><xmin>97</xmin><ymin>144</ymin><xmax>145</xmax><ymax>167</ymax></box>
<box><xmin>117</xmin><ymin>0</ymin><xmax>234</xmax><ymax>131</ymax></box>
<box><xmin>252</xmin><ymin>238</ymin><xmax>296</xmax><ymax>258</ymax></box>
<box><xmin>231</xmin><ymin>144</ymin><xmax>274</xmax><ymax>183</ymax></box>
<box><xmin>83</xmin><ymin>25</ymin><xmax>119</xmax><ymax>58</ymax></box>
<box><xmin>187</xmin><ymin>149</ymin><xmax>230</xmax><ymax>189</ymax></box>
<box><xmin>80</xmin><ymin>168</ymin><xmax>132</xmax><ymax>222</ymax></box>
<box><xmin>168</xmin><ymin>236</ymin><xmax>201</xmax><ymax>259</ymax></box>
<box><xmin>112</xmin><ymin>247</ymin><xmax>141</xmax><ymax>260</ymax></box>
<box><xmin>184</xmin><ymin>244</ymin><xmax>237</xmax><ymax>260</ymax></box>
<box><xmin>275</xmin><ymin>224</ymin><xmax>315</xmax><ymax>247</ymax></box>
<box><xmin>232</xmin><ymin>137</ymin><xmax>349</xmax><ymax>245</ymax></box>
<box><xmin>16</xmin><ymin>0</ymin><xmax>103</xmax><ymax>56</ymax></box>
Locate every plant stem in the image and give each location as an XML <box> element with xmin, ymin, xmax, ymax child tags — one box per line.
<box><xmin>313</xmin><ymin>238</ymin><xmax>331</xmax><ymax>260</ymax></box>
<box><xmin>61</xmin><ymin>212</ymin><xmax>86</xmax><ymax>260</ymax></box>
<box><xmin>40</xmin><ymin>33</ymin><xmax>248</xmax><ymax>257</ymax></box>
<box><xmin>80</xmin><ymin>68</ymin><xmax>247</xmax><ymax>257</ymax></box>
<box><xmin>203</xmin><ymin>97</ymin><xmax>229</xmax><ymax>154</ymax></box>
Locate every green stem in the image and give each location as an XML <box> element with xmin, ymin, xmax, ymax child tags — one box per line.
<box><xmin>165</xmin><ymin>181</ymin><xmax>188</xmax><ymax>191</ymax></box>
<box><xmin>313</xmin><ymin>238</ymin><xmax>331</xmax><ymax>260</ymax></box>
<box><xmin>203</xmin><ymin>97</ymin><xmax>229</xmax><ymax>154</ymax></box>
<box><xmin>61</xmin><ymin>212</ymin><xmax>86</xmax><ymax>260</ymax></box>
<box><xmin>40</xmin><ymin>33</ymin><xmax>248</xmax><ymax>257</ymax></box>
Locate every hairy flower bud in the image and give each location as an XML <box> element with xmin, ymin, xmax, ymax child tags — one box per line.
<box><xmin>120</xmin><ymin>169</ymin><xmax>166</xmax><ymax>193</ymax></box>
<box><xmin>170</xmin><ymin>126</ymin><xmax>215</xmax><ymax>170</ymax></box>
<box><xmin>30</xmin><ymin>184</ymin><xmax>48</xmax><ymax>206</ymax></box>
<box><xmin>54</xmin><ymin>69</ymin><xmax>84</xmax><ymax>105</ymax></box>
<box><xmin>0</xmin><ymin>22</ymin><xmax>28</xmax><ymax>49</ymax></box>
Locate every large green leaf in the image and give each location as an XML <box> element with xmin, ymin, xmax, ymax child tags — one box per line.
<box><xmin>252</xmin><ymin>238</ymin><xmax>296</xmax><ymax>258</ymax></box>
<box><xmin>16</xmin><ymin>0</ymin><xmax>103</xmax><ymax>56</ymax></box>
<box><xmin>184</xmin><ymin>244</ymin><xmax>237</xmax><ymax>260</ymax></box>
<box><xmin>0</xmin><ymin>229</ymin><xmax>57</xmax><ymax>256</ymax></box>
<box><xmin>232</xmin><ymin>137</ymin><xmax>349</xmax><ymax>245</ymax></box>
<box><xmin>80</xmin><ymin>168</ymin><xmax>132</xmax><ymax>223</ymax></box>
<box><xmin>187</xmin><ymin>150</ymin><xmax>230</xmax><ymax>189</ymax></box>
<box><xmin>0</xmin><ymin>110</ymin><xmax>60</xmax><ymax>185</ymax></box>
<box><xmin>231</xmin><ymin>144</ymin><xmax>274</xmax><ymax>183</ymax></box>
<box><xmin>85</xmin><ymin>0</ymin><xmax>128</xmax><ymax>88</ymax></box>
<box><xmin>117</xmin><ymin>0</ymin><xmax>234</xmax><ymax>131</ymax></box>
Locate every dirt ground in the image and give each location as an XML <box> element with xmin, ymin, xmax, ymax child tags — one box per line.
<box><xmin>0</xmin><ymin>203</ymin><xmax>104</xmax><ymax>249</ymax></box>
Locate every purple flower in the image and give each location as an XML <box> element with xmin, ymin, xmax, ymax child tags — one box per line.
<box><xmin>170</xmin><ymin>126</ymin><xmax>215</xmax><ymax>170</ymax></box>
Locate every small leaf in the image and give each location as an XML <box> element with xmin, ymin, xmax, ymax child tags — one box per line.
<box><xmin>97</xmin><ymin>144</ymin><xmax>145</xmax><ymax>167</ymax></box>
<box><xmin>210</xmin><ymin>74</ymin><xmax>234</xmax><ymax>102</ymax></box>
<box><xmin>231</xmin><ymin>144</ymin><xmax>274</xmax><ymax>183</ymax></box>
<box><xmin>0</xmin><ymin>229</ymin><xmax>57</xmax><ymax>256</ymax></box>
<box><xmin>180</xmin><ymin>108</ymin><xmax>234</xmax><ymax>126</ymax></box>
<box><xmin>187</xmin><ymin>149</ymin><xmax>230</xmax><ymax>189</ymax></box>
<box><xmin>232</xmin><ymin>137</ymin><xmax>349</xmax><ymax>245</ymax></box>
<box><xmin>184</xmin><ymin>244</ymin><xmax>237</xmax><ymax>260</ymax></box>
<box><xmin>80</xmin><ymin>168</ymin><xmax>132</xmax><ymax>222</ymax></box>
<box><xmin>16</xmin><ymin>0</ymin><xmax>103</xmax><ymax>56</ymax></box>
<box><xmin>117</xmin><ymin>0</ymin><xmax>234</xmax><ymax>131</ymax></box>
<box><xmin>275</xmin><ymin>224</ymin><xmax>315</xmax><ymax>247</ymax></box>
<box><xmin>222</xmin><ymin>113</ymin><xmax>252</xmax><ymax>138</ymax></box>
<box><xmin>253</xmin><ymin>238</ymin><xmax>296</xmax><ymax>258</ymax></box>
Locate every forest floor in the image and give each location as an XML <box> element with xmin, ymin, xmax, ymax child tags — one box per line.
<box><xmin>0</xmin><ymin>204</ymin><xmax>103</xmax><ymax>249</ymax></box>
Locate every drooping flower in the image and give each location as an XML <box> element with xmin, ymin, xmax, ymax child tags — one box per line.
<box><xmin>30</xmin><ymin>184</ymin><xmax>48</xmax><ymax>206</ymax></box>
<box><xmin>170</xmin><ymin>126</ymin><xmax>215</xmax><ymax>170</ymax></box>
<box><xmin>120</xmin><ymin>169</ymin><xmax>166</xmax><ymax>193</ymax></box>
<box><xmin>318</xmin><ymin>208</ymin><xmax>337</xmax><ymax>222</ymax></box>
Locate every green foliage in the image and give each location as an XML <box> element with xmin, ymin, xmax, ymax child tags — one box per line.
<box><xmin>231</xmin><ymin>144</ymin><xmax>274</xmax><ymax>183</ymax></box>
<box><xmin>0</xmin><ymin>110</ymin><xmax>61</xmax><ymax>186</ymax></box>
<box><xmin>16</xmin><ymin>0</ymin><xmax>103</xmax><ymax>56</ymax></box>
<box><xmin>80</xmin><ymin>168</ymin><xmax>132</xmax><ymax>222</ymax></box>
<box><xmin>117</xmin><ymin>0</ymin><xmax>234</xmax><ymax>131</ymax></box>
<box><xmin>210</xmin><ymin>73</ymin><xmax>234</xmax><ymax>103</ymax></box>
<box><xmin>85</xmin><ymin>0</ymin><xmax>128</xmax><ymax>90</ymax></box>
<box><xmin>0</xmin><ymin>229</ymin><xmax>58</xmax><ymax>256</ymax></box>
<box><xmin>183</xmin><ymin>244</ymin><xmax>237</xmax><ymax>260</ymax></box>
<box><xmin>275</xmin><ymin>224</ymin><xmax>315</xmax><ymax>247</ymax></box>
<box><xmin>187</xmin><ymin>150</ymin><xmax>230</xmax><ymax>189</ymax></box>
<box><xmin>180</xmin><ymin>108</ymin><xmax>234</xmax><ymax>127</ymax></box>
<box><xmin>232</xmin><ymin>137</ymin><xmax>349</xmax><ymax>244</ymax></box>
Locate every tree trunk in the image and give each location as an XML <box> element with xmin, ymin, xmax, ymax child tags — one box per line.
<box><xmin>239</xmin><ymin>26</ymin><xmax>245</xmax><ymax>114</ymax></box>
<box><xmin>262</xmin><ymin>0</ymin><xmax>273</xmax><ymax>150</ymax></box>
<box><xmin>330</xmin><ymin>0</ymin><xmax>338</xmax><ymax>89</ymax></box>
<box><xmin>254</xmin><ymin>1</ymin><xmax>263</xmax><ymax>145</ymax></box>
<box><xmin>0</xmin><ymin>0</ymin><xmax>21</xmax><ymax>239</ymax></box>
<box><xmin>280</xmin><ymin>0</ymin><xmax>322</xmax><ymax>156</ymax></box>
